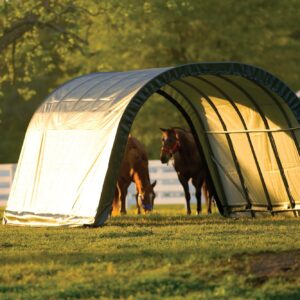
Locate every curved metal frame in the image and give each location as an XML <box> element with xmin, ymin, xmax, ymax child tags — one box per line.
<box><xmin>218</xmin><ymin>75</ymin><xmax>296</xmax><ymax>210</ymax></box>
<box><xmin>89</xmin><ymin>63</ymin><xmax>300</xmax><ymax>225</ymax></box>
<box><xmin>195</xmin><ymin>76</ymin><xmax>273</xmax><ymax>212</ymax></box>
<box><xmin>175</xmin><ymin>79</ymin><xmax>254</xmax><ymax>215</ymax></box>
<box><xmin>250</xmin><ymin>80</ymin><xmax>300</xmax><ymax>155</ymax></box>
<box><xmin>155</xmin><ymin>89</ymin><xmax>227</xmax><ymax>215</ymax></box>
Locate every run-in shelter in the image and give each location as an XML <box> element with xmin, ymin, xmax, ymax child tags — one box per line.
<box><xmin>4</xmin><ymin>62</ymin><xmax>300</xmax><ymax>227</ymax></box>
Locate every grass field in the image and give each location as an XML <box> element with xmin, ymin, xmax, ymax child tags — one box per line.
<box><xmin>0</xmin><ymin>205</ymin><xmax>299</xmax><ymax>300</ymax></box>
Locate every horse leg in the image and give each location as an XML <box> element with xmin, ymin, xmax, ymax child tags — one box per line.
<box><xmin>120</xmin><ymin>188</ymin><xmax>127</xmax><ymax>215</ymax></box>
<box><xmin>178</xmin><ymin>174</ymin><xmax>191</xmax><ymax>215</ymax></box>
<box><xmin>203</xmin><ymin>176</ymin><xmax>213</xmax><ymax>214</ymax></box>
<box><xmin>111</xmin><ymin>187</ymin><xmax>120</xmax><ymax>216</ymax></box>
<box><xmin>192</xmin><ymin>177</ymin><xmax>203</xmax><ymax>215</ymax></box>
<box><xmin>202</xmin><ymin>181</ymin><xmax>212</xmax><ymax>214</ymax></box>
<box><xmin>207</xmin><ymin>190</ymin><xmax>212</xmax><ymax>214</ymax></box>
<box><xmin>135</xmin><ymin>193</ymin><xmax>141</xmax><ymax>214</ymax></box>
<box><xmin>118</xmin><ymin>180</ymin><xmax>129</xmax><ymax>215</ymax></box>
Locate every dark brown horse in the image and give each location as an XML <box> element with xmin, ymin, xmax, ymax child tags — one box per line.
<box><xmin>112</xmin><ymin>135</ymin><xmax>157</xmax><ymax>215</ymax></box>
<box><xmin>160</xmin><ymin>127</ymin><xmax>214</xmax><ymax>215</ymax></box>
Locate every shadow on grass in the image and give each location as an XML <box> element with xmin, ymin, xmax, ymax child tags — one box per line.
<box><xmin>0</xmin><ymin>246</ymin><xmax>209</xmax><ymax>266</ymax></box>
<box><xmin>53</xmin><ymin>276</ymin><xmax>213</xmax><ymax>299</ymax></box>
<box><xmin>105</xmin><ymin>212</ymin><xmax>298</xmax><ymax>228</ymax></box>
<box><xmin>267</xmin><ymin>290</ymin><xmax>300</xmax><ymax>300</ymax></box>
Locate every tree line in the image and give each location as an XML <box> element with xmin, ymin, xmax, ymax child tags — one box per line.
<box><xmin>1</xmin><ymin>0</ymin><xmax>300</xmax><ymax>161</ymax></box>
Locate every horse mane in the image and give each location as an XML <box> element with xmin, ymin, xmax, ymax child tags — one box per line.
<box><xmin>171</xmin><ymin>127</ymin><xmax>195</xmax><ymax>144</ymax></box>
<box><xmin>170</xmin><ymin>127</ymin><xmax>190</xmax><ymax>133</ymax></box>
<box><xmin>171</xmin><ymin>127</ymin><xmax>203</xmax><ymax>159</ymax></box>
<box><xmin>128</xmin><ymin>136</ymin><xmax>148</xmax><ymax>162</ymax></box>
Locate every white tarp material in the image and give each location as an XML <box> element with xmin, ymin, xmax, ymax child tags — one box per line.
<box><xmin>4</xmin><ymin>69</ymin><xmax>170</xmax><ymax>226</ymax></box>
<box><xmin>3</xmin><ymin>63</ymin><xmax>300</xmax><ymax>227</ymax></box>
<box><xmin>162</xmin><ymin>75</ymin><xmax>300</xmax><ymax>213</ymax></box>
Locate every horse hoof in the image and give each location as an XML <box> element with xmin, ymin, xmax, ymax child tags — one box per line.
<box><xmin>196</xmin><ymin>211</ymin><xmax>201</xmax><ymax>215</ymax></box>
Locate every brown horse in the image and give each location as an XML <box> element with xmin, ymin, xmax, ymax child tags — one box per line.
<box><xmin>112</xmin><ymin>135</ymin><xmax>157</xmax><ymax>215</ymax></box>
<box><xmin>160</xmin><ymin>127</ymin><xmax>214</xmax><ymax>215</ymax></box>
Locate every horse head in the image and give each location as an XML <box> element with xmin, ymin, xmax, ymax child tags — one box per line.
<box><xmin>137</xmin><ymin>180</ymin><xmax>157</xmax><ymax>213</ymax></box>
<box><xmin>159</xmin><ymin>128</ymin><xmax>180</xmax><ymax>164</ymax></box>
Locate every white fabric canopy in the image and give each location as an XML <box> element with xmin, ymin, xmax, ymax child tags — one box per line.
<box><xmin>3</xmin><ymin>63</ymin><xmax>300</xmax><ymax>227</ymax></box>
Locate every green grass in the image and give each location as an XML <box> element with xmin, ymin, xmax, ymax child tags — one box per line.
<box><xmin>0</xmin><ymin>206</ymin><xmax>299</xmax><ymax>300</ymax></box>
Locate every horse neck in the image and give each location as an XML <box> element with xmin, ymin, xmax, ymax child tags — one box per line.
<box><xmin>172</xmin><ymin>131</ymin><xmax>205</xmax><ymax>171</ymax></box>
<box><xmin>132</xmin><ymin>161</ymin><xmax>151</xmax><ymax>193</ymax></box>
<box><xmin>176</xmin><ymin>130</ymin><xmax>197</xmax><ymax>158</ymax></box>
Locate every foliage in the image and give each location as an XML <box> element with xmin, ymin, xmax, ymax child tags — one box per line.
<box><xmin>0</xmin><ymin>206</ymin><xmax>300</xmax><ymax>299</ymax></box>
<box><xmin>1</xmin><ymin>0</ymin><xmax>300</xmax><ymax>161</ymax></box>
<box><xmin>0</xmin><ymin>0</ymin><xmax>96</xmax><ymax>162</ymax></box>
<box><xmin>131</xmin><ymin>94</ymin><xmax>188</xmax><ymax>159</ymax></box>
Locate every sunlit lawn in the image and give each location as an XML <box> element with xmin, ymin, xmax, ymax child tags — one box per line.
<box><xmin>0</xmin><ymin>205</ymin><xmax>299</xmax><ymax>300</ymax></box>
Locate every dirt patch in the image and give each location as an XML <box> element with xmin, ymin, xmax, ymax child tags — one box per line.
<box><xmin>233</xmin><ymin>249</ymin><xmax>300</xmax><ymax>281</ymax></box>
<box><xmin>249</xmin><ymin>250</ymin><xmax>300</xmax><ymax>278</ymax></box>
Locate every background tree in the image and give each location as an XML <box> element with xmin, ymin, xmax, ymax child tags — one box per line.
<box><xmin>0</xmin><ymin>0</ymin><xmax>97</xmax><ymax>161</ymax></box>
<box><xmin>1</xmin><ymin>0</ymin><xmax>300</xmax><ymax>161</ymax></box>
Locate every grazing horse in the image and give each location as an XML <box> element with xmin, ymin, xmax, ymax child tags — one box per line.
<box><xmin>160</xmin><ymin>127</ymin><xmax>214</xmax><ymax>215</ymax></box>
<box><xmin>112</xmin><ymin>135</ymin><xmax>157</xmax><ymax>215</ymax></box>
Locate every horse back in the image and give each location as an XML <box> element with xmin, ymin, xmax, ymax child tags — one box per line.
<box><xmin>118</xmin><ymin>136</ymin><xmax>149</xmax><ymax>180</ymax></box>
<box><xmin>173</xmin><ymin>129</ymin><xmax>206</xmax><ymax>178</ymax></box>
<box><xmin>128</xmin><ymin>136</ymin><xmax>148</xmax><ymax>162</ymax></box>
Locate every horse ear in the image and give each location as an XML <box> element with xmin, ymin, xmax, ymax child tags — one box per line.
<box><xmin>151</xmin><ymin>180</ymin><xmax>157</xmax><ymax>188</ymax></box>
<box><xmin>159</xmin><ymin>128</ymin><xmax>167</xmax><ymax>132</ymax></box>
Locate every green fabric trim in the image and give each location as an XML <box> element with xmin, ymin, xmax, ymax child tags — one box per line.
<box><xmin>94</xmin><ymin>62</ymin><xmax>300</xmax><ymax>226</ymax></box>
